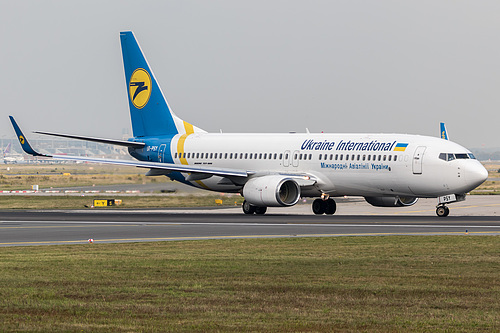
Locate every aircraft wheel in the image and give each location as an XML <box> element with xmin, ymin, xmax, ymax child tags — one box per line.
<box><xmin>255</xmin><ymin>206</ymin><xmax>267</xmax><ymax>215</ymax></box>
<box><xmin>324</xmin><ymin>198</ymin><xmax>337</xmax><ymax>215</ymax></box>
<box><xmin>312</xmin><ymin>199</ymin><xmax>326</xmax><ymax>215</ymax></box>
<box><xmin>242</xmin><ymin>200</ymin><xmax>256</xmax><ymax>214</ymax></box>
<box><xmin>436</xmin><ymin>205</ymin><xmax>450</xmax><ymax>217</ymax></box>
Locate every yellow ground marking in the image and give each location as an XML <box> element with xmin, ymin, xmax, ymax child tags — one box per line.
<box><xmin>0</xmin><ymin>224</ymin><xmax>179</xmax><ymax>230</ymax></box>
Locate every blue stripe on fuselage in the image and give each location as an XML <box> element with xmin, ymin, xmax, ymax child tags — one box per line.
<box><xmin>128</xmin><ymin>135</ymin><xmax>187</xmax><ymax>183</ymax></box>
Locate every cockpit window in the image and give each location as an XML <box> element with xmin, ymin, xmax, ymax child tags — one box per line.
<box><xmin>439</xmin><ymin>153</ymin><xmax>476</xmax><ymax>161</ymax></box>
<box><xmin>439</xmin><ymin>153</ymin><xmax>455</xmax><ymax>161</ymax></box>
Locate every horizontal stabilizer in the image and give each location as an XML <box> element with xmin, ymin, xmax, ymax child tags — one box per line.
<box><xmin>33</xmin><ymin>131</ymin><xmax>145</xmax><ymax>148</ymax></box>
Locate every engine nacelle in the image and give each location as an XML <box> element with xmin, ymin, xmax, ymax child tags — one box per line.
<box><xmin>243</xmin><ymin>175</ymin><xmax>300</xmax><ymax>207</ymax></box>
<box><xmin>364</xmin><ymin>196</ymin><xmax>418</xmax><ymax>207</ymax></box>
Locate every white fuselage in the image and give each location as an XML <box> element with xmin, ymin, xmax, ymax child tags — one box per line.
<box><xmin>165</xmin><ymin>132</ymin><xmax>487</xmax><ymax>198</ymax></box>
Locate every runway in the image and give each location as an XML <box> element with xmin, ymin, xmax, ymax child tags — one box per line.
<box><xmin>1</xmin><ymin>196</ymin><xmax>499</xmax><ymax>246</ymax></box>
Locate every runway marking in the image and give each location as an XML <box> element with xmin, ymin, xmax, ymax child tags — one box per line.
<box><xmin>2</xmin><ymin>230</ymin><xmax>500</xmax><ymax>246</ymax></box>
<box><xmin>0</xmin><ymin>224</ymin><xmax>141</xmax><ymax>229</ymax></box>
<box><xmin>1</xmin><ymin>222</ymin><xmax>500</xmax><ymax>228</ymax></box>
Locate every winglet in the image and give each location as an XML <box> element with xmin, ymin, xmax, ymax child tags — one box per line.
<box><xmin>440</xmin><ymin>122</ymin><xmax>449</xmax><ymax>140</ymax></box>
<box><xmin>9</xmin><ymin>116</ymin><xmax>48</xmax><ymax>157</ymax></box>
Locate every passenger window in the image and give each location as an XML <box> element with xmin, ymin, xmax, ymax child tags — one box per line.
<box><xmin>357</xmin><ymin>155</ymin><xmax>360</xmax><ymax>161</ymax></box>
<box><xmin>225</xmin><ymin>153</ymin><xmax>228</xmax><ymax>159</ymax></box>
<box><xmin>319</xmin><ymin>154</ymin><xmax>322</xmax><ymax>160</ymax></box>
<box><xmin>346</xmin><ymin>155</ymin><xmax>349</xmax><ymax>161</ymax></box>
<box><xmin>367</xmin><ymin>155</ymin><xmax>371</xmax><ymax>161</ymax></box>
<box><xmin>300</xmin><ymin>154</ymin><xmax>303</xmax><ymax>160</ymax></box>
<box><xmin>339</xmin><ymin>154</ymin><xmax>343</xmax><ymax>161</ymax></box>
<box><xmin>285</xmin><ymin>153</ymin><xmax>289</xmax><ymax>160</ymax></box>
<box><xmin>279</xmin><ymin>153</ymin><xmax>283</xmax><ymax>160</ymax></box>
<box><xmin>378</xmin><ymin>155</ymin><xmax>381</xmax><ymax>161</ymax></box>
<box><xmin>196</xmin><ymin>153</ymin><xmax>200</xmax><ymax>158</ymax></box>
<box><xmin>388</xmin><ymin>155</ymin><xmax>391</xmax><ymax>161</ymax></box>
<box><xmin>383</xmin><ymin>155</ymin><xmax>386</xmax><ymax>161</ymax></box>
<box><xmin>309</xmin><ymin>154</ymin><xmax>312</xmax><ymax>160</ymax></box>
<box><xmin>394</xmin><ymin>155</ymin><xmax>397</xmax><ymax>161</ymax></box>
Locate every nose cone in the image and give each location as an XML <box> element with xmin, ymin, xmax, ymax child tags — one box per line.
<box><xmin>465</xmin><ymin>162</ymin><xmax>488</xmax><ymax>190</ymax></box>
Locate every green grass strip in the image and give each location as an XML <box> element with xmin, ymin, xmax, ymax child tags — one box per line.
<box><xmin>0</xmin><ymin>236</ymin><xmax>499</xmax><ymax>332</ymax></box>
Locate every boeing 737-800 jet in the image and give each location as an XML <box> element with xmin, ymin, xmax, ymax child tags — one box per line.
<box><xmin>10</xmin><ymin>31</ymin><xmax>488</xmax><ymax>217</ymax></box>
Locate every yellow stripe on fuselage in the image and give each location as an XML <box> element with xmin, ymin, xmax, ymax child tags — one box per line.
<box><xmin>177</xmin><ymin>121</ymin><xmax>195</xmax><ymax>165</ymax></box>
<box><xmin>175</xmin><ymin>121</ymin><xmax>209</xmax><ymax>189</ymax></box>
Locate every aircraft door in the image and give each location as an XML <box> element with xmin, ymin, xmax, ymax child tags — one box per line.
<box><xmin>283</xmin><ymin>150</ymin><xmax>290</xmax><ymax>167</ymax></box>
<box><xmin>158</xmin><ymin>144</ymin><xmax>167</xmax><ymax>163</ymax></box>
<box><xmin>292</xmin><ymin>150</ymin><xmax>299</xmax><ymax>167</ymax></box>
<box><xmin>413</xmin><ymin>146</ymin><xmax>426</xmax><ymax>174</ymax></box>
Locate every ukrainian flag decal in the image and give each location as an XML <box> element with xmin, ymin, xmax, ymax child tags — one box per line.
<box><xmin>394</xmin><ymin>143</ymin><xmax>408</xmax><ymax>152</ymax></box>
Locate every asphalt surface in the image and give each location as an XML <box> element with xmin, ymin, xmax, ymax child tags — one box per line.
<box><xmin>0</xmin><ymin>196</ymin><xmax>499</xmax><ymax>246</ymax></box>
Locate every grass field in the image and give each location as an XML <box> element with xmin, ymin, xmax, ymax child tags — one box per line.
<box><xmin>0</xmin><ymin>237</ymin><xmax>499</xmax><ymax>332</ymax></box>
<box><xmin>0</xmin><ymin>164</ymin><xmax>171</xmax><ymax>191</ymax></box>
<box><xmin>0</xmin><ymin>194</ymin><xmax>244</xmax><ymax>209</ymax></box>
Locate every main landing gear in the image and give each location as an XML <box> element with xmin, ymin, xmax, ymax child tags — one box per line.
<box><xmin>312</xmin><ymin>198</ymin><xmax>336</xmax><ymax>215</ymax></box>
<box><xmin>242</xmin><ymin>200</ymin><xmax>267</xmax><ymax>215</ymax></box>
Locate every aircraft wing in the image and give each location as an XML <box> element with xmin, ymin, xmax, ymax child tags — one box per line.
<box><xmin>33</xmin><ymin>130</ymin><xmax>145</xmax><ymax>148</ymax></box>
<box><xmin>10</xmin><ymin>116</ymin><xmax>316</xmax><ymax>184</ymax></box>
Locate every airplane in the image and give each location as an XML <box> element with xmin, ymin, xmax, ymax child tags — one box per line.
<box><xmin>440</xmin><ymin>122</ymin><xmax>449</xmax><ymax>140</ymax></box>
<box><xmin>10</xmin><ymin>31</ymin><xmax>488</xmax><ymax>217</ymax></box>
<box><xmin>2</xmin><ymin>143</ymin><xmax>24</xmax><ymax>164</ymax></box>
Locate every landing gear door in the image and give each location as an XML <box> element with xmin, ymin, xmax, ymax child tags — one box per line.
<box><xmin>413</xmin><ymin>146</ymin><xmax>426</xmax><ymax>174</ymax></box>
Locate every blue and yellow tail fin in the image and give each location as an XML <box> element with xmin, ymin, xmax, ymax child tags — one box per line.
<box><xmin>120</xmin><ymin>31</ymin><xmax>204</xmax><ymax>137</ymax></box>
<box><xmin>9</xmin><ymin>116</ymin><xmax>47</xmax><ymax>157</ymax></box>
<box><xmin>440</xmin><ymin>122</ymin><xmax>449</xmax><ymax>140</ymax></box>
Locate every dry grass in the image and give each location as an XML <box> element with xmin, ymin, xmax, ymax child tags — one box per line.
<box><xmin>0</xmin><ymin>195</ymin><xmax>243</xmax><ymax>209</ymax></box>
<box><xmin>0</xmin><ymin>164</ymin><xmax>170</xmax><ymax>191</ymax></box>
<box><xmin>0</xmin><ymin>237</ymin><xmax>499</xmax><ymax>332</ymax></box>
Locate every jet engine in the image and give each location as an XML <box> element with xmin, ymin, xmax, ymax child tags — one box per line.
<box><xmin>243</xmin><ymin>175</ymin><xmax>300</xmax><ymax>207</ymax></box>
<box><xmin>364</xmin><ymin>196</ymin><xmax>418</xmax><ymax>207</ymax></box>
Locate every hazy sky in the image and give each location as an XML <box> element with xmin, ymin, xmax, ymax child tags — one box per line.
<box><xmin>1</xmin><ymin>1</ymin><xmax>499</xmax><ymax>148</ymax></box>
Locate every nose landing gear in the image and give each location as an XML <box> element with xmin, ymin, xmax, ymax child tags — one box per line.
<box><xmin>435</xmin><ymin>194</ymin><xmax>466</xmax><ymax>217</ymax></box>
<box><xmin>436</xmin><ymin>204</ymin><xmax>450</xmax><ymax>217</ymax></box>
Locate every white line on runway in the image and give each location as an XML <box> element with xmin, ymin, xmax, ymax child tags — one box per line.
<box><xmin>1</xmin><ymin>221</ymin><xmax>500</xmax><ymax>229</ymax></box>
